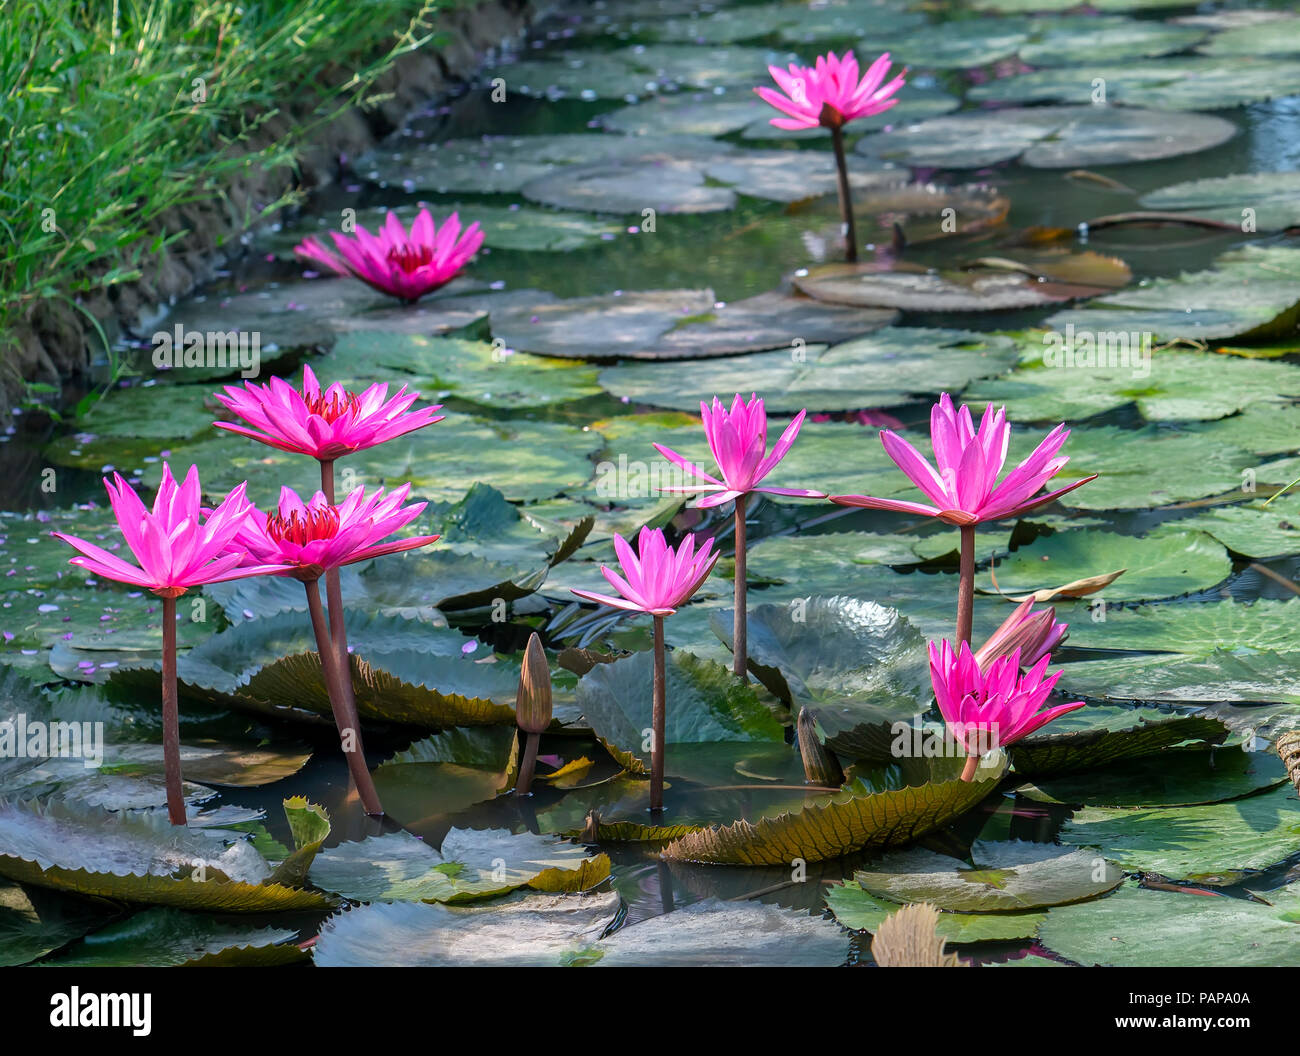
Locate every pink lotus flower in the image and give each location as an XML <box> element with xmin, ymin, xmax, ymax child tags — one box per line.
<box><xmin>214</xmin><ymin>365</ymin><xmax>443</xmax><ymax>462</ymax></box>
<box><xmin>294</xmin><ymin>207</ymin><xmax>484</xmax><ymax>303</ymax></box>
<box><xmin>572</xmin><ymin>527</ymin><xmax>718</xmax><ymax>616</ymax></box>
<box><xmin>929</xmin><ymin>639</ymin><xmax>1084</xmax><ymax>772</ymax></box>
<box><xmin>831</xmin><ymin>394</ymin><xmax>1096</xmax><ymax>525</ymax></box>
<box><xmin>53</xmin><ymin>465</ymin><xmax>284</xmax><ymax>597</ymax></box>
<box><xmin>232</xmin><ymin>483</ymin><xmax>440</xmax><ymax>581</ymax></box>
<box><xmin>974</xmin><ymin>598</ymin><xmax>1068</xmax><ymax>672</ymax></box>
<box><xmin>652</xmin><ymin>394</ymin><xmax>824</xmax><ymax>508</ymax></box>
<box><xmin>756</xmin><ymin>50</ymin><xmax>905</xmax><ymax>131</ymax></box>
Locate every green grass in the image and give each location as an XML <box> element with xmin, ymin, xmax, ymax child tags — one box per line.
<box><xmin>0</xmin><ymin>0</ymin><xmax>457</xmax><ymax>388</ymax></box>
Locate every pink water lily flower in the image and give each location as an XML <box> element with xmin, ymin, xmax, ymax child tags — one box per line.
<box><xmin>53</xmin><ymin>464</ymin><xmax>284</xmax><ymax>597</ymax></box>
<box><xmin>831</xmin><ymin>393</ymin><xmax>1097</xmax><ymax>526</ymax></box>
<box><xmin>930</xmin><ymin>639</ymin><xmax>1084</xmax><ymax>780</ymax></box>
<box><xmin>233</xmin><ymin>483</ymin><xmax>440</xmax><ymax>581</ymax></box>
<box><xmin>214</xmin><ymin>364</ymin><xmax>443</xmax><ymax>462</ymax></box>
<box><xmin>653</xmin><ymin>394</ymin><xmax>824</xmax><ymax>508</ymax></box>
<box><xmin>974</xmin><ymin>598</ymin><xmax>1068</xmax><ymax>672</ymax></box>
<box><xmin>572</xmin><ymin>526</ymin><xmax>718</xmax><ymax>617</ymax></box>
<box><xmin>294</xmin><ymin>207</ymin><xmax>484</xmax><ymax>303</ymax></box>
<box><xmin>756</xmin><ymin>50</ymin><xmax>905</xmax><ymax>131</ymax></box>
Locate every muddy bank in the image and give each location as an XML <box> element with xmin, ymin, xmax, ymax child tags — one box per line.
<box><xmin>6</xmin><ymin>0</ymin><xmax>541</xmax><ymax>423</ymax></box>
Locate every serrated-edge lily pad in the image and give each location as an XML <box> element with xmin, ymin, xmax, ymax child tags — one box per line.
<box><xmin>827</xmin><ymin>880</ymin><xmax>1045</xmax><ymax>942</ymax></box>
<box><xmin>661</xmin><ymin>755</ymin><xmax>1006</xmax><ymax>866</ymax></box>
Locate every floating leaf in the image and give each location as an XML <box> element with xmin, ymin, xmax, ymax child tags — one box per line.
<box><xmin>1008</xmin><ymin>706</ymin><xmax>1229</xmax><ymax>778</ymax></box>
<box><xmin>1059</xmin><ymin>785</ymin><xmax>1300</xmax><ymax>881</ymax></box>
<box><xmin>1138</xmin><ymin>171</ymin><xmax>1300</xmax><ymax>234</ymax></box>
<box><xmin>827</xmin><ymin>882</ymin><xmax>1044</xmax><ymax>943</ymax></box>
<box><xmin>1038</xmin><ymin>880</ymin><xmax>1300</xmax><ymax>968</ymax></box>
<box><xmin>661</xmin><ymin>755</ymin><xmax>1006</xmax><ymax>866</ymax></box>
<box><xmin>858</xmin><ymin>106</ymin><xmax>1235</xmax><ymax>169</ymax></box>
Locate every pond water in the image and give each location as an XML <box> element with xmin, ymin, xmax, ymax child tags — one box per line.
<box><xmin>5</xmin><ymin>0</ymin><xmax>1300</xmax><ymax>967</ymax></box>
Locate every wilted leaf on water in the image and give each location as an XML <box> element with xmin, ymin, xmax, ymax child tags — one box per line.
<box><xmin>851</xmin><ymin>840</ymin><xmax>1123</xmax><ymax>912</ymax></box>
<box><xmin>661</xmin><ymin>754</ymin><xmax>1006</xmax><ymax>866</ymax></box>
<box><xmin>1038</xmin><ymin>880</ymin><xmax>1300</xmax><ymax>968</ymax></box>
<box><xmin>0</xmin><ymin>799</ymin><xmax>331</xmax><ymax>911</ymax></box>
<box><xmin>827</xmin><ymin>882</ymin><xmax>1044</xmax><ymax>943</ymax></box>
<box><xmin>313</xmin><ymin>890</ymin><xmax>622</xmax><ymax>967</ymax></box>
<box><xmin>309</xmin><ymin>828</ymin><xmax>608</xmax><ymax>903</ymax></box>
<box><xmin>1008</xmin><ymin>706</ymin><xmax>1229</xmax><ymax>778</ymax></box>
<box><xmin>793</xmin><ymin>252</ymin><xmax>1129</xmax><ymax>312</ymax></box>
<box><xmin>1059</xmin><ymin>784</ymin><xmax>1300</xmax><ymax>881</ymax></box>
<box><xmin>38</xmin><ymin>907</ymin><xmax>307</xmax><ymax>967</ymax></box>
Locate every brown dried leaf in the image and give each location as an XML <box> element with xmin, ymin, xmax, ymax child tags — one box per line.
<box><xmin>870</xmin><ymin>903</ymin><xmax>966</xmax><ymax>967</ymax></box>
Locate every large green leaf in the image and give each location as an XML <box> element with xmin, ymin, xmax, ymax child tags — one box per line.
<box><xmin>1055</xmin><ymin>651</ymin><xmax>1300</xmax><ymax>713</ymax></box>
<box><xmin>0</xmin><ymin>800</ymin><xmax>331</xmax><ymax>911</ymax></box>
<box><xmin>575</xmin><ymin>649</ymin><xmax>784</xmax><ymax>772</ymax></box>
<box><xmin>0</xmin><ymin>878</ymin><xmax>114</xmax><ymax>966</ymax></box>
<box><xmin>826</xmin><ymin>881</ymin><xmax>1044</xmax><ymax>943</ymax></box>
<box><xmin>660</xmin><ymin>755</ymin><xmax>1006</xmax><ymax>866</ymax></box>
<box><xmin>1063</xmin><ymin>598</ymin><xmax>1300</xmax><ymax>654</ymax></box>
<box><xmin>851</xmin><ymin>840</ymin><xmax>1123</xmax><ymax>911</ymax></box>
<box><xmin>313</xmin><ymin>890</ymin><xmax>622</xmax><ymax>967</ymax></box>
<box><xmin>1018</xmin><ymin>746</ymin><xmax>1289</xmax><ymax>808</ymax></box>
<box><xmin>309</xmin><ymin>828</ymin><xmax>608</xmax><ymax>903</ymax></box>
<box><xmin>982</xmin><ymin>529</ymin><xmax>1232</xmax><ymax>601</ymax></box>
<box><xmin>1038</xmin><ymin>880</ymin><xmax>1300</xmax><ymax>967</ymax></box>
<box><xmin>371</xmin><ymin>727</ymin><xmax>520</xmax><ymax>823</ymax></box>
<box><xmin>38</xmin><ymin>907</ymin><xmax>307</xmax><ymax>967</ymax></box>
<box><xmin>1138</xmin><ymin>171</ymin><xmax>1300</xmax><ymax>233</ymax></box>
<box><xmin>599</xmin><ymin>327</ymin><xmax>1020</xmax><ymax>412</ymax></box>
<box><xmin>1059</xmin><ymin>784</ymin><xmax>1300</xmax><ymax>881</ymax></box>
<box><xmin>1008</xmin><ymin>706</ymin><xmax>1229</xmax><ymax>778</ymax></box>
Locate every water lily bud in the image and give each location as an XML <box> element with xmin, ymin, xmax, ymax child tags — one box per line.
<box><xmin>516</xmin><ymin>633</ymin><xmax>552</xmax><ymax>734</ymax></box>
<box><xmin>797</xmin><ymin>707</ymin><xmax>843</xmax><ymax>787</ymax></box>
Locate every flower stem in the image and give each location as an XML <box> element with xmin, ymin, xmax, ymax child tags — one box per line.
<box><xmin>160</xmin><ymin>595</ymin><xmax>186</xmax><ymax>826</ymax></box>
<box><xmin>733</xmin><ymin>494</ymin><xmax>748</xmax><ymax>680</ymax></box>
<box><xmin>304</xmin><ymin>578</ymin><xmax>383</xmax><ymax>816</ymax></box>
<box><xmin>960</xmin><ymin>755</ymin><xmax>980</xmax><ymax>783</ymax></box>
<box><xmin>957</xmin><ymin>523</ymin><xmax>976</xmax><ymax>646</ymax></box>
<box><xmin>829</xmin><ymin>125</ymin><xmax>858</xmax><ymax>264</ymax></box>
<box><xmin>515</xmin><ymin>731</ymin><xmax>541</xmax><ymax>796</ymax></box>
<box><xmin>318</xmin><ymin>457</ymin><xmax>366</xmax><ymax>755</ymax></box>
<box><xmin>651</xmin><ymin>614</ymin><xmax>666</xmax><ymax>813</ymax></box>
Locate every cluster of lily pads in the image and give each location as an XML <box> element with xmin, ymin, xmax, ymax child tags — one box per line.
<box><xmin>5</xmin><ymin>0</ymin><xmax>1300</xmax><ymax>968</ymax></box>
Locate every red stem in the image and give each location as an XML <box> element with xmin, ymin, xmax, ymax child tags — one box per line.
<box><xmin>304</xmin><ymin>578</ymin><xmax>384</xmax><ymax>816</ymax></box>
<box><xmin>161</xmin><ymin>595</ymin><xmax>186</xmax><ymax>826</ymax></box>
<box><xmin>957</xmin><ymin>523</ymin><xmax>976</xmax><ymax>646</ymax></box>
<box><xmin>515</xmin><ymin>731</ymin><xmax>540</xmax><ymax>796</ymax></box>
<box><xmin>960</xmin><ymin>755</ymin><xmax>980</xmax><ymax>783</ymax></box>
<box><xmin>829</xmin><ymin>125</ymin><xmax>858</xmax><ymax>264</ymax></box>
<box><xmin>733</xmin><ymin>494</ymin><xmax>747</xmax><ymax>680</ymax></box>
<box><xmin>651</xmin><ymin>614</ymin><xmax>666</xmax><ymax>813</ymax></box>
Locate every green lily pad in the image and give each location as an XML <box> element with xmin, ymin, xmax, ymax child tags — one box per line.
<box><xmin>1159</xmin><ymin>498</ymin><xmax>1300</xmax><ymax>560</ymax></box>
<box><xmin>827</xmin><ymin>881</ymin><xmax>1045</xmax><ymax>942</ymax></box>
<box><xmin>857</xmin><ymin>106</ymin><xmax>1236</xmax><ymax>169</ymax></box>
<box><xmin>310</xmin><ymin>828</ymin><xmax>608</xmax><ymax>903</ymax></box>
<box><xmin>599</xmin><ymin>327</ymin><xmax>1020</xmax><ymax>412</ymax></box>
<box><xmin>313</xmin><ymin>890</ymin><xmax>622</xmax><ymax>967</ymax></box>
<box><xmin>716</xmin><ymin>597</ymin><xmax>931</xmax><ymax>760</ymax></box>
<box><xmin>1197</xmin><ymin>13</ymin><xmax>1300</xmax><ymax>58</ymax></box>
<box><xmin>1038</xmin><ymin>880</ymin><xmax>1300</xmax><ymax>967</ymax></box>
<box><xmin>852</xmin><ymin>840</ymin><xmax>1123</xmax><ymax>911</ymax></box>
<box><xmin>591</xmin><ymin>898</ymin><xmax>848</xmax><ymax>966</ymax></box>
<box><xmin>1018</xmin><ymin>745</ymin><xmax>1289</xmax><ymax>808</ymax></box>
<box><xmin>873</xmin><ymin>17</ymin><xmax>1032</xmax><ymax>68</ymax></box>
<box><xmin>776</xmin><ymin>0</ymin><xmax>927</xmax><ymax>44</ymax></box>
<box><xmin>616</xmin><ymin>44</ymin><xmax>803</xmax><ymax>90</ymax></box>
<box><xmin>0</xmin><ymin>878</ymin><xmax>116</xmax><ymax>966</ymax></box>
<box><xmin>70</xmin><ymin>384</ymin><xmax>221</xmax><ymax>440</ymax></box>
<box><xmin>967</xmin><ymin>350</ymin><xmax>1300</xmax><ymax>423</ymax></box>
<box><xmin>1054</xmin><ymin>650</ymin><xmax>1300</xmax><ymax>713</ymax></box>
<box><xmin>371</xmin><ymin>727</ymin><xmax>520</xmax><ymax>823</ymax></box>
<box><xmin>39</xmin><ymin>907</ymin><xmax>307</xmax><ymax>967</ymax></box>
<box><xmin>1063</xmin><ymin>598</ymin><xmax>1300</xmax><ymax>654</ymax></box>
<box><xmin>0</xmin><ymin>799</ymin><xmax>331</xmax><ymax>911</ymax></box>
<box><xmin>983</xmin><ymin>529</ymin><xmax>1232</xmax><ymax>601</ymax></box>
<box><xmin>1138</xmin><ymin>171</ymin><xmax>1300</xmax><ymax>233</ymax></box>
<box><xmin>523</xmin><ymin>156</ymin><xmax>737</xmax><ymax>215</ymax></box>
<box><xmin>1059</xmin><ymin>784</ymin><xmax>1300</xmax><ymax>881</ymax></box>
<box><xmin>974</xmin><ymin>0</ymin><xmax>1206</xmax><ymax>10</ymax></box>
<box><xmin>701</xmin><ymin>151</ymin><xmax>901</xmax><ymax>203</ymax></box>
<box><xmin>575</xmin><ymin>649</ymin><xmax>784</xmax><ymax>773</ymax></box>
<box><xmin>601</xmin><ymin>92</ymin><xmax>772</xmax><ymax>136</ymax></box>
<box><xmin>967</xmin><ymin>57</ymin><xmax>1300</xmax><ymax>111</ymax></box>
<box><xmin>1008</xmin><ymin>707</ymin><xmax>1230</xmax><ymax>779</ymax></box>
<box><xmin>1019</xmin><ymin>15</ymin><xmax>1206</xmax><ymax>65</ymax></box>
<box><xmin>661</xmin><ymin>754</ymin><xmax>1006</xmax><ymax>866</ymax></box>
